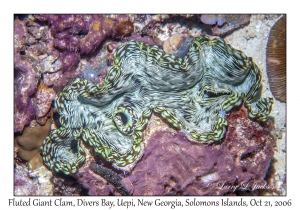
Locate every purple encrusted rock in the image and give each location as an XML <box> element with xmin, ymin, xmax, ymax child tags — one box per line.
<box><xmin>35</xmin><ymin>82</ymin><xmax>56</xmax><ymax>121</ymax></box>
<box><xmin>14</xmin><ymin>162</ymin><xmax>53</xmax><ymax>196</ymax></box>
<box><xmin>52</xmin><ymin>175</ymin><xmax>86</xmax><ymax>196</ymax></box>
<box><xmin>14</xmin><ymin>52</ymin><xmax>39</xmax><ymax>132</ymax></box>
<box><xmin>120</xmin><ymin>105</ymin><xmax>274</xmax><ymax>195</ymax></box>
<box><xmin>35</xmin><ymin>14</ymin><xmax>134</xmax><ymax>57</ymax></box>
<box><xmin>59</xmin><ymin>51</ymin><xmax>80</xmax><ymax>72</ymax></box>
<box><xmin>72</xmin><ymin>106</ymin><xmax>275</xmax><ymax>196</ymax></box>
<box><xmin>127</xmin><ymin>34</ymin><xmax>156</xmax><ymax>46</ymax></box>
<box><xmin>74</xmin><ymin>163</ymin><xmax>123</xmax><ymax>196</ymax></box>
<box><xmin>14</xmin><ymin>100</ymin><xmax>36</xmax><ymax>133</ymax></box>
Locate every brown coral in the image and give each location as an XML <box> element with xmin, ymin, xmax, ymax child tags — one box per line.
<box><xmin>15</xmin><ymin>118</ymin><xmax>51</xmax><ymax>169</ymax></box>
<box><xmin>163</xmin><ymin>33</ymin><xmax>187</xmax><ymax>54</ymax></box>
<box><xmin>113</xmin><ymin>15</ymin><xmax>134</xmax><ymax>37</ymax></box>
<box><xmin>266</xmin><ymin>15</ymin><xmax>286</xmax><ymax>102</ymax></box>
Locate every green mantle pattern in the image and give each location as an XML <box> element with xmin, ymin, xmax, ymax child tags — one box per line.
<box><xmin>41</xmin><ymin>35</ymin><xmax>273</xmax><ymax>175</ymax></box>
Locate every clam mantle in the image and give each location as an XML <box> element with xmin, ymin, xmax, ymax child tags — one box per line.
<box><xmin>41</xmin><ymin>35</ymin><xmax>273</xmax><ymax>175</ymax></box>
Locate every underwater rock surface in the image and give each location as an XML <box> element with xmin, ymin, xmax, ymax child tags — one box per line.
<box><xmin>201</xmin><ymin>15</ymin><xmax>251</xmax><ymax>36</ymax></box>
<box><xmin>73</xmin><ymin>106</ymin><xmax>275</xmax><ymax>195</ymax></box>
<box><xmin>121</xmin><ymin>106</ymin><xmax>275</xmax><ymax>195</ymax></box>
<box><xmin>14</xmin><ymin>14</ymin><xmax>285</xmax><ymax>196</ymax></box>
<box><xmin>14</xmin><ymin>14</ymin><xmax>135</xmax><ymax>133</ymax></box>
<box><xmin>14</xmin><ymin>164</ymin><xmax>53</xmax><ymax>196</ymax></box>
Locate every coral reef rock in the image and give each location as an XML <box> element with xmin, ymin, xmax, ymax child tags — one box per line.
<box><xmin>14</xmin><ymin>14</ymin><xmax>283</xmax><ymax>196</ymax></box>
<box><xmin>35</xmin><ymin>82</ymin><xmax>56</xmax><ymax>124</ymax></box>
<box><xmin>14</xmin><ymin>16</ymin><xmax>57</xmax><ymax>132</ymax></box>
<box><xmin>14</xmin><ymin>164</ymin><xmax>53</xmax><ymax>196</ymax></box>
<box><xmin>163</xmin><ymin>33</ymin><xmax>187</xmax><ymax>54</ymax></box>
<box><xmin>201</xmin><ymin>14</ymin><xmax>251</xmax><ymax>36</ymax></box>
<box><xmin>14</xmin><ymin>14</ymin><xmax>135</xmax><ymax>132</ymax></box>
<box><xmin>73</xmin><ymin>105</ymin><xmax>274</xmax><ymax>196</ymax></box>
<box><xmin>52</xmin><ymin>175</ymin><xmax>86</xmax><ymax>196</ymax></box>
<box><xmin>119</xmin><ymin>105</ymin><xmax>275</xmax><ymax>195</ymax></box>
<box><xmin>34</xmin><ymin>14</ymin><xmax>134</xmax><ymax>57</ymax></box>
<box><xmin>74</xmin><ymin>163</ymin><xmax>124</xmax><ymax>196</ymax></box>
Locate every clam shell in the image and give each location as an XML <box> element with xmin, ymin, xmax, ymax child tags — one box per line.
<box><xmin>266</xmin><ymin>15</ymin><xmax>286</xmax><ymax>102</ymax></box>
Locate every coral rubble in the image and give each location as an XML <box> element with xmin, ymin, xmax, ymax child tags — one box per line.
<box><xmin>14</xmin><ymin>164</ymin><xmax>53</xmax><ymax>195</ymax></box>
<box><xmin>201</xmin><ymin>14</ymin><xmax>251</xmax><ymax>36</ymax></box>
<box><xmin>51</xmin><ymin>175</ymin><xmax>86</xmax><ymax>196</ymax></box>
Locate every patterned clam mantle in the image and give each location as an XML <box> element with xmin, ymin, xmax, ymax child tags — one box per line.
<box><xmin>41</xmin><ymin>35</ymin><xmax>273</xmax><ymax>175</ymax></box>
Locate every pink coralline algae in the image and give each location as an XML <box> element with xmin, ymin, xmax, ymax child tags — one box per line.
<box><xmin>35</xmin><ymin>82</ymin><xmax>56</xmax><ymax>124</ymax></box>
<box><xmin>14</xmin><ymin>15</ymin><xmax>136</xmax><ymax>132</ymax></box>
<box><xmin>74</xmin><ymin>105</ymin><xmax>274</xmax><ymax>196</ymax></box>
<box><xmin>74</xmin><ymin>163</ymin><xmax>125</xmax><ymax>196</ymax></box>
<box><xmin>14</xmin><ymin>163</ymin><xmax>53</xmax><ymax>196</ymax></box>
<box><xmin>35</xmin><ymin>14</ymin><xmax>134</xmax><ymax>56</ymax></box>
<box><xmin>124</xmin><ymin>106</ymin><xmax>274</xmax><ymax>195</ymax></box>
<box><xmin>126</xmin><ymin>34</ymin><xmax>156</xmax><ymax>46</ymax></box>
<box><xmin>14</xmin><ymin>163</ymin><xmax>39</xmax><ymax>195</ymax></box>
<box><xmin>14</xmin><ymin>17</ymin><xmax>56</xmax><ymax>132</ymax></box>
<box><xmin>201</xmin><ymin>14</ymin><xmax>227</xmax><ymax>26</ymax></box>
<box><xmin>14</xmin><ymin>55</ymin><xmax>39</xmax><ymax>132</ymax></box>
<box><xmin>59</xmin><ymin>51</ymin><xmax>80</xmax><ymax>72</ymax></box>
